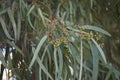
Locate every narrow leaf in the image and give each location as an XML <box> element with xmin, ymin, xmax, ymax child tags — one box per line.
<box><xmin>7</xmin><ymin>40</ymin><xmax>24</xmax><ymax>57</ymax></box>
<box><xmin>29</xmin><ymin>35</ymin><xmax>47</xmax><ymax>69</ymax></box>
<box><xmin>32</xmin><ymin>47</ymin><xmax>53</xmax><ymax>80</ymax></box>
<box><xmin>27</xmin><ymin>14</ymin><xmax>36</xmax><ymax>30</ymax></box>
<box><xmin>82</xmin><ymin>25</ymin><xmax>111</xmax><ymax>36</ymax></box>
<box><xmin>105</xmin><ymin>70</ymin><xmax>112</xmax><ymax>80</ymax></box>
<box><xmin>7</xmin><ymin>9</ymin><xmax>17</xmax><ymax>40</ymax></box>
<box><xmin>38</xmin><ymin>8</ymin><xmax>46</xmax><ymax>27</ymax></box>
<box><xmin>39</xmin><ymin>45</ymin><xmax>48</xmax><ymax>80</ymax></box>
<box><xmin>79</xmin><ymin>40</ymin><xmax>83</xmax><ymax>80</ymax></box>
<box><xmin>90</xmin><ymin>41</ymin><xmax>99</xmax><ymax>80</ymax></box>
<box><xmin>91</xmin><ymin>38</ymin><xmax>107</xmax><ymax>64</ymax></box>
<box><xmin>17</xmin><ymin>12</ymin><xmax>21</xmax><ymax>40</ymax></box>
<box><xmin>27</xmin><ymin>5</ymin><xmax>35</xmax><ymax>16</ymax></box>
<box><xmin>58</xmin><ymin>47</ymin><xmax>63</xmax><ymax>79</ymax></box>
<box><xmin>54</xmin><ymin>48</ymin><xmax>58</xmax><ymax>80</ymax></box>
<box><xmin>0</xmin><ymin>17</ymin><xmax>14</xmax><ymax>40</ymax></box>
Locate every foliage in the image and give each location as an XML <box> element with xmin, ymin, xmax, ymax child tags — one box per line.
<box><xmin>0</xmin><ymin>0</ymin><xmax>120</xmax><ymax>80</ymax></box>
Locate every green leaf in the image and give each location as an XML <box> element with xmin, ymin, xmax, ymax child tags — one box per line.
<box><xmin>39</xmin><ymin>45</ymin><xmax>48</xmax><ymax>80</ymax></box>
<box><xmin>29</xmin><ymin>35</ymin><xmax>47</xmax><ymax>69</ymax></box>
<box><xmin>32</xmin><ymin>47</ymin><xmax>53</xmax><ymax>80</ymax></box>
<box><xmin>91</xmin><ymin>38</ymin><xmax>107</xmax><ymax>64</ymax></box>
<box><xmin>37</xmin><ymin>54</ymin><xmax>53</xmax><ymax>80</ymax></box>
<box><xmin>7</xmin><ymin>8</ymin><xmax>17</xmax><ymax>40</ymax></box>
<box><xmin>27</xmin><ymin>5</ymin><xmax>35</xmax><ymax>16</ymax></box>
<box><xmin>105</xmin><ymin>70</ymin><xmax>112</xmax><ymax>80</ymax></box>
<box><xmin>82</xmin><ymin>25</ymin><xmax>111</xmax><ymax>36</ymax></box>
<box><xmin>90</xmin><ymin>40</ymin><xmax>99</xmax><ymax>80</ymax></box>
<box><xmin>58</xmin><ymin>47</ymin><xmax>63</xmax><ymax>79</ymax></box>
<box><xmin>66</xmin><ymin>22</ymin><xmax>88</xmax><ymax>35</ymax></box>
<box><xmin>0</xmin><ymin>17</ymin><xmax>14</xmax><ymax>40</ymax></box>
<box><xmin>90</xmin><ymin>0</ymin><xmax>93</xmax><ymax>8</ymax></box>
<box><xmin>79</xmin><ymin>40</ymin><xmax>83</xmax><ymax>80</ymax></box>
<box><xmin>7</xmin><ymin>40</ymin><xmax>24</xmax><ymax>57</ymax></box>
<box><xmin>54</xmin><ymin>48</ymin><xmax>58</xmax><ymax>80</ymax></box>
<box><xmin>17</xmin><ymin>12</ymin><xmax>21</xmax><ymax>40</ymax></box>
<box><xmin>68</xmin><ymin>43</ymin><xmax>80</xmax><ymax>63</ymax></box>
<box><xmin>38</xmin><ymin>8</ymin><xmax>46</xmax><ymax>27</ymax></box>
<box><xmin>27</xmin><ymin>14</ymin><xmax>36</xmax><ymax>30</ymax></box>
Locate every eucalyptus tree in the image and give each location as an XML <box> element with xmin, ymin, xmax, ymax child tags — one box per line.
<box><xmin>0</xmin><ymin>0</ymin><xmax>120</xmax><ymax>80</ymax></box>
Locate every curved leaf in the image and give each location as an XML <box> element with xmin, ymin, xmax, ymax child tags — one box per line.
<box><xmin>0</xmin><ymin>17</ymin><xmax>14</xmax><ymax>40</ymax></box>
<box><xmin>82</xmin><ymin>25</ymin><xmax>111</xmax><ymax>36</ymax></box>
<box><xmin>91</xmin><ymin>38</ymin><xmax>107</xmax><ymax>64</ymax></box>
<box><xmin>29</xmin><ymin>35</ymin><xmax>47</xmax><ymax>69</ymax></box>
<box><xmin>7</xmin><ymin>9</ymin><xmax>17</xmax><ymax>40</ymax></box>
<box><xmin>7</xmin><ymin>40</ymin><xmax>24</xmax><ymax>57</ymax></box>
<box><xmin>90</xmin><ymin>40</ymin><xmax>99</xmax><ymax>80</ymax></box>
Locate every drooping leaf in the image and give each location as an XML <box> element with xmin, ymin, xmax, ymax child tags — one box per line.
<box><xmin>78</xmin><ymin>40</ymin><xmax>83</xmax><ymax>80</ymax></box>
<box><xmin>82</xmin><ymin>25</ymin><xmax>111</xmax><ymax>36</ymax></box>
<box><xmin>27</xmin><ymin>14</ymin><xmax>36</xmax><ymax>30</ymax></box>
<box><xmin>58</xmin><ymin>47</ymin><xmax>63</xmax><ymax>80</ymax></box>
<box><xmin>27</xmin><ymin>5</ymin><xmax>35</xmax><ymax>16</ymax></box>
<box><xmin>29</xmin><ymin>35</ymin><xmax>47</xmax><ymax>69</ymax></box>
<box><xmin>0</xmin><ymin>17</ymin><xmax>14</xmax><ymax>40</ymax></box>
<box><xmin>7</xmin><ymin>40</ymin><xmax>24</xmax><ymax>57</ymax></box>
<box><xmin>38</xmin><ymin>8</ymin><xmax>46</xmax><ymax>27</ymax></box>
<box><xmin>90</xmin><ymin>40</ymin><xmax>99</xmax><ymax>80</ymax></box>
<box><xmin>7</xmin><ymin>8</ymin><xmax>17</xmax><ymax>40</ymax></box>
<box><xmin>91</xmin><ymin>38</ymin><xmax>107</xmax><ymax>64</ymax></box>
<box><xmin>32</xmin><ymin>47</ymin><xmax>53</xmax><ymax>80</ymax></box>
<box><xmin>54</xmin><ymin>48</ymin><xmax>58</xmax><ymax>80</ymax></box>
<box><xmin>17</xmin><ymin>12</ymin><xmax>21</xmax><ymax>40</ymax></box>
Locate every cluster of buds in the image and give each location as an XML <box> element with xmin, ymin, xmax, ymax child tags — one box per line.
<box><xmin>47</xmin><ymin>17</ymin><xmax>70</xmax><ymax>48</ymax></box>
<box><xmin>52</xmin><ymin>37</ymin><xmax>69</xmax><ymax>48</ymax></box>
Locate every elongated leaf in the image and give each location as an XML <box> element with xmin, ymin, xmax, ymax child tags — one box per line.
<box><xmin>27</xmin><ymin>5</ymin><xmax>35</xmax><ymax>16</ymax></box>
<box><xmin>67</xmin><ymin>25</ymin><xmax>80</xmax><ymax>32</ymax></box>
<box><xmin>7</xmin><ymin>9</ymin><xmax>17</xmax><ymax>40</ymax></box>
<box><xmin>91</xmin><ymin>38</ymin><xmax>107</xmax><ymax>64</ymax></box>
<box><xmin>79</xmin><ymin>40</ymin><xmax>83</xmax><ymax>80</ymax></box>
<box><xmin>90</xmin><ymin>41</ymin><xmax>99</xmax><ymax>80</ymax></box>
<box><xmin>66</xmin><ymin>24</ymin><xmax>88</xmax><ymax>35</ymax></box>
<box><xmin>58</xmin><ymin>47</ymin><xmax>63</xmax><ymax>80</ymax></box>
<box><xmin>63</xmin><ymin>65</ymin><xmax>68</xmax><ymax>80</ymax></box>
<box><xmin>68</xmin><ymin>43</ymin><xmax>80</xmax><ymax>63</ymax></box>
<box><xmin>105</xmin><ymin>70</ymin><xmax>112</xmax><ymax>80</ymax></box>
<box><xmin>27</xmin><ymin>14</ymin><xmax>36</xmax><ymax>30</ymax></box>
<box><xmin>39</xmin><ymin>45</ymin><xmax>48</xmax><ymax>80</ymax></box>
<box><xmin>90</xmin><ymin>0</ymin><xmax>93</xmax><ymax>8</ymax></box>
<box><xmin>54</xmin><ymin>48</ymin><xmax>58</xmax><ymax>80</ymax></box>
<box><xmin>69</xmin><ymin>0</ymin><xmax>73</xmax><ymax>21</ymax></box>
<box><xmin>82</xmin><ymin>25</ymin><xmax>111</xmax><ymax>36</ymax></box>
<box><xmin>7</xmin><ymin>40</ymin><xmax>24</xmax><ymax>57</ymax></box>
<box><xmin>17</xmin><ymin>12</ymin><xmax>21</xmax><ymax>40</ymax></box>
<box><xmin>56</xmin><ymin>4</ymin><xmax>61</xmax><ymax>16</ymax></box>
<box><xmin>38</xmin><ymin>8</ymin><xmax>46</xmax><ymax>27</ymax></box>
<box><xmin>61</xmin><ymin>12</ymin><xmax>66</xmax><ymax>23</ymax></box>
<box><xmin>0</xmin><ymin>17</ymin><xmax>14</xmax><ymax>40</ymax></box>
<box><xmin>29</xmin><ymin>35</ymin><xmax>47</xmax><ymax>69</ymax></box>
<box><xmin>32</xmin><ymin>47</ymin><xmax>53</xmax><ymax>80</ymax></box>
